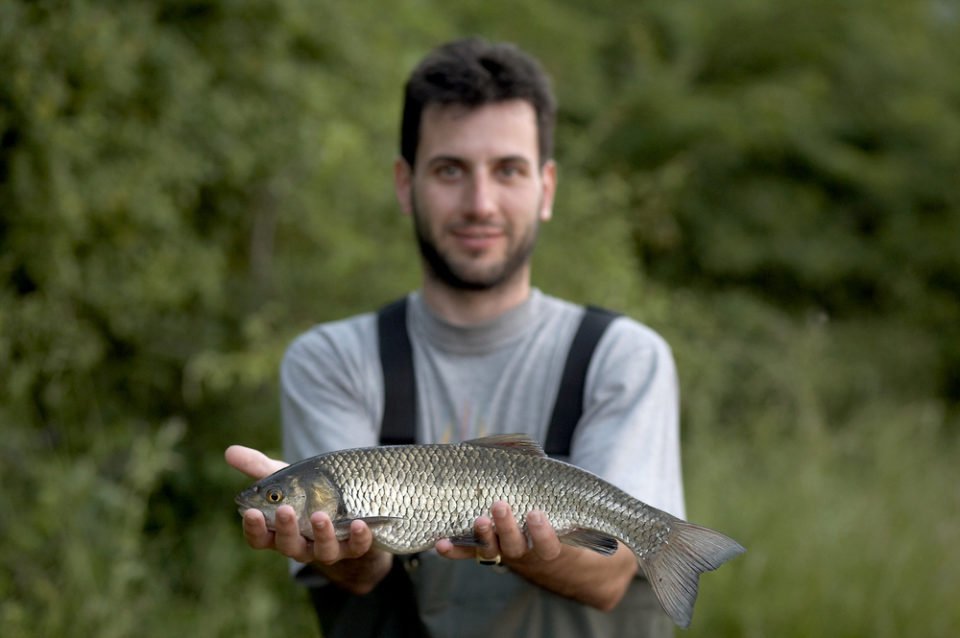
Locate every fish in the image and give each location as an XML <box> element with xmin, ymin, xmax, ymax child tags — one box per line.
<box><xmin>234</xmin><ymin>434</ymin><xmax>744</xmax><ymax>628</ymax></box>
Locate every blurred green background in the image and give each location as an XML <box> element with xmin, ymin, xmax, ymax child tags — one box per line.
<box><xmin>2</xmin><ymin>1</ymin><xmax>958</xmax><ymax>636</ymax></box>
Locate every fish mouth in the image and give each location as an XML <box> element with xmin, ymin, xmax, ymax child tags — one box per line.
<box><xmin>234</xmin><ymin>489</ymin><xmax>256</xmax><ymax>514</ymax></box>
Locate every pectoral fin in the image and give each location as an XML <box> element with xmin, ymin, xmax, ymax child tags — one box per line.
<box><xmin>332</xmin><ymin>516</ymin><xmax>403</xmax><ymax>539</ymax></box>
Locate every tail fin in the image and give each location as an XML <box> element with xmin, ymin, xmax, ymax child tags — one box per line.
<box><xmin>639</xmin><ymin>520</ymin><xmax>745</xmax><ymax>629</ymax></box>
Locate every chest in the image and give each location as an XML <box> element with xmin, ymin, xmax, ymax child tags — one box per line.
<box><xmin>413</xmin><ymin>335</ymin><xmax>570</xmax><ymax>442</ymax></box>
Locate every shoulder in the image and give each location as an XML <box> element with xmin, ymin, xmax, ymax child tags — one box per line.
<box><xmin>536</xmin><ymin>298</ymin><xmax>674</xmax><ymax>389</ymax></box>
<box><xmin>586</xmin><ymin>317</ymin><xmax>676</xmax><ymax>406</ymax></box>
<box><xmin>538</xmin><ymin>292</ymin><xmax>673</xmax><ymax>361</ymax></box>
<box><xmin>533</xmin><ymin>292</ymin><xmax>598</xmax><ymax>339</ymax></box>
<box><xmin>282</xmin><ymin>311</ymin><xmax>380</xmax><ymax>382</ymax></box>
<box><xmin>603</xmin><ymin>314</ymin><xmax>672</xmax><ymax>357</ymax></box>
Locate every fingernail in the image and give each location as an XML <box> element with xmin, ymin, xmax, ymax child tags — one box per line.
<box><xmin>492</xmin><ymin>503</ymin><xmax>507</xmax><ymax>519</ymax></box>
<box><xmin>528</xmin><ymin>511</ymin><xmax>543</xmax><ymax>526</ymax></box>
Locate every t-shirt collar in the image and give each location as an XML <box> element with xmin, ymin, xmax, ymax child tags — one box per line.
<box><xmin>408</xmin><ymin>289</ymin><xmax>543</xmax><ymax>355</ymax></box>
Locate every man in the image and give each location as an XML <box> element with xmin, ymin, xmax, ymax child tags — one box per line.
<box><xmin>227</xmin><ymin>37</ymin><xmax>684</xmax><ymax>637</ymax></box>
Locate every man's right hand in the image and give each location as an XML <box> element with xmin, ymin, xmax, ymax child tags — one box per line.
<box><xmin>226</xmin><ymin>445</ymin><xmax>393</xmax><ymax>594</ymax></box>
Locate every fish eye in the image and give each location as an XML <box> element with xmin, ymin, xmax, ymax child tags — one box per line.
<box><xmin>266</xmin><ymin>488</ymin><xmax>284</xmax><ymax>503</ymax></box>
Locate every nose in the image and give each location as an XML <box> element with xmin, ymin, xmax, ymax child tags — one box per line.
<box><xmin>464</xmin><ymin>173</ymin><xmax>496</xmax><ymax>219</ymax></box>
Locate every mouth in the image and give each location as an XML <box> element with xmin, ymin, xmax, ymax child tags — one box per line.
<box><xmin>235</xmin><ymin>490</ymin><xmax>255</xmax><ymax>513</ymax></box>
<box><xmin>450</xmin><ymin>226</ymin><xmax>505</xmax><ymax>251</ymax></box>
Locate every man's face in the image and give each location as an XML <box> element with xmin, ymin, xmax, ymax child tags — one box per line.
<box><xmin>395</xmin><ymin>100</ymin><xmax>556</xmax><ymax>291</ymax></box>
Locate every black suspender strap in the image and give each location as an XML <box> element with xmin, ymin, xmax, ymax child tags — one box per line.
<box><xmin>543</xmin><ymin>305</ymin><xmax>620</xmax><ymax>457</ymax></box>
<box><xmin>377</xmin><ymin>297</ymin><xmax>417</xmax><ymax>446</ymax></box>
<box><xmin>376</xmin><ymin>299</ymin><xmax>619</xmax><ymax>455</ymax></box>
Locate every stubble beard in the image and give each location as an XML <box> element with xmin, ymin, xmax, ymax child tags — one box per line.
<box><xmin>411</xmin><ymin>195</ymin><xmax>541</xmax><ymax>292</ymax></box>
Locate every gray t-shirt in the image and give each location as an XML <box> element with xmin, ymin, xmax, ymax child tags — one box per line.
<box><xmin>280</xmin><ymin>289</ymin><xmax>685</xmax><ymax>636</ymax></box>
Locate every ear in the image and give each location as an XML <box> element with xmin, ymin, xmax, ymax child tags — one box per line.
<box><xmin>538</xmin><ymin>160</ymin><xmax>557</xmax><ymax>222</ymax></box>
<box><xmin>394</xmin><ymin>157</ymin><xmax>414</xmax><ymax>215</ymax></box>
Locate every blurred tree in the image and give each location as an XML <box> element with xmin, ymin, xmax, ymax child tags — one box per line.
<box><xmin>578</xmin><ymin>0</ymin><xmax>960</xmax><ymax>404</ymax></box>
<box><xmin>2</xmin><ymin>1</ymin><xmax>958</xmax><ymax>634</ymax></box>
<box><xmin>0</xmin><ymin>0</ymin><xmax>419</xmax><ymax>448</ymax></box>
<box><xmin>0</xmin><ymin>1</ymin><xmax>641</xmax><ymax>632</ymax></box>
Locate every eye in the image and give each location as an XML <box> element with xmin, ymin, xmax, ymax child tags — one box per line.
<box><xmin>496</xmin><ymin>160</ymin><xmax>529</xmax><ymax>181</ymax></box>
<box><xmin>433</xmin><ymin>162</ymin><xmax>464</xmax><ymax>180</ymax></box>
<box><xmin>266</xmin><ymin>488</ymin><xmax>284</xmax><ymax>503</ymax></box>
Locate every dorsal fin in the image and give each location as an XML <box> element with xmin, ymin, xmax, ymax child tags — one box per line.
<box><xmin>462</xmin><ymin>434</ymin><xmax>547</xmax><ymax>457</ymax></box>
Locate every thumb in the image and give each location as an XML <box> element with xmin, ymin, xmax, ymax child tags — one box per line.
<box><xmin>225</xmin><ymin>445</ymin><xmax>288</xmax><ymax>480</ymax></box>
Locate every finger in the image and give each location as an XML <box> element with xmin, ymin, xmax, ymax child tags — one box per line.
<box><xmin>344</xmin><ymin>519</ymin><xmax>374</xmax><ymax>558</ymax></box>
<box><xmin>435</xmin><ymin>543</ymin><xmax>483</xmax><ymax>560</ymax></box>
<box><xmin>436</xmin><ymin>516</ymin><xmax>498</xmax><ymax>561</ymax></box>
<box><xmin>310</xmin><ymin>512</ymin><xmax>346</xmax><ymax>564</ymax></box>
<box><xmin>434</xmin><ymin>538</ymin><xmax>463</xmax><ymax>558</ymax></box>
<box><xmin>526</xmin><ymin>511</ymin><xmax>562</xmax><ymax>561</ymax></box>
<box><xmin>474</xmin><ymin>515</ymin><xmax>501</xmax><ymax>560</ymax></box>
<box><xmin>273</xmin><ymin>505</ymin><xmax>310</xmax><ymax>560</ymax></box>
<box><xmin>242</xmin><ymin>508</ymin><xmax>275</xmax><ymax>550</ymax></box>
<box><xmin>491</xmin><ymin>501</ymin><xmax>528</xmax><ymax>559</ymax></box>
<box><xmin>225</xmin><ymin>445</ymin><xmax>288</xmax><ymax>480</ymax></box>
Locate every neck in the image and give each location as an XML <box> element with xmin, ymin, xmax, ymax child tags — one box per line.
<box><xmin>420</xmin><ymin>267</ymin><xmax>532</xmax><ymax>326</ymax></box>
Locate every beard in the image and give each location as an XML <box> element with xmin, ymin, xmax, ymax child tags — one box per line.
<box><xmin>411</xmin><ymin>195</ymin><xmax>541</xmax><ymax>292</ymax></box>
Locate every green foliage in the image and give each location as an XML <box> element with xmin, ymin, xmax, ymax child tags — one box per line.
<box><xmin>0</xmin><ymin>421</ymin><xmax>318</xmax><ymax>637</ymax></box>
<box><xmin>584</xmin><ymin>0</ymin><xmax>960</xmax><ymax>401</ymax></box>
<box><xmin>2</xmin><ymin>1</ymin><xmax>958</xmax><ymax>636</ymax></box>
<box><xmin>684</xmin><ymin>403</ymin><xmax>960</xmax><ymax>637</ymax></box>
<box><xmin>0</xmin><ymin>421</ymin><xmax>183</xmax><ymax>637</ymax></box>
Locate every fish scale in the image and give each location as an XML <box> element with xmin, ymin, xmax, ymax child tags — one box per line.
<box><xmin>235</xmin><ymin>434</ymin><xmax>744</xmax><ymax>628</ymax></box>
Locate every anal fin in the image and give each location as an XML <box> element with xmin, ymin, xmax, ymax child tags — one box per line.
<box><xmin>446</xmin><ymin>531</ymin><xmax>487</xmax><ymax>548</ymax></box>
<box><xmin>559</xmin><ymin>528</ymin><xmax>620</xmax><ymax>556</ymax></box>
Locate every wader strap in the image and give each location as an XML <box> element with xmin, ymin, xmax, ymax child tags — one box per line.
<box><xmin>376</xmin><ymin>298</ymin><xmax>619</xmax><ymax>456</ymax></box>
<box><xmin>309</xmin><ymin>296</ymin><xmax>426</xmax><ymax>638</ymax></box>
<box><xmin>543</xmin><ymin>305</ymin><xmax>620</xmax><ymax>457</ymax></box>
<box><xmin>377</xmin><ymin>297</ymin><xmax>416</xmax><ymax>445</ymax></box>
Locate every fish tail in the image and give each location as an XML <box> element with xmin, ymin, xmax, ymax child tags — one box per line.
<box><xmin>638</xmin><ymin>519</ymin><xmax>745</xmax><ymax>629</ymax></box>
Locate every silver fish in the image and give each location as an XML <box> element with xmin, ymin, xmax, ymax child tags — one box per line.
<box><xmin>235</xmin><ymin>434</ymin><xmax>744</xmax><ymax>628</ymax></box>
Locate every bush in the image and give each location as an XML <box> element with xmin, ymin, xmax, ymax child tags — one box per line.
<box><xmin>2</xmin><ymin>1</ymin><xmax>958</xmax><ymax>636</ymax></box>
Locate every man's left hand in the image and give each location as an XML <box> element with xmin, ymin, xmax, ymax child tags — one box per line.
<box><xmin>435</xmin><ymin>499</ymin><xmax>638</xmax><ymax>611</ymax></box>
<box><xmin>435</xmin><ymin>500</ymin><xmax>562</xmax><ymax>564</ymax></box>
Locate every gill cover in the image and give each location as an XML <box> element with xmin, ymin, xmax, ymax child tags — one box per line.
<box><xmin>301</xmin><ymin>464</ymin><xmax>346</xmax><ymax>520</ymax></box>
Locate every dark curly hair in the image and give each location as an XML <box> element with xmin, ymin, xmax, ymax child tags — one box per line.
<box><xmin>400</xmin><ymin>37</ymin><xmax>556</xmax><ymax>168</ymax></box>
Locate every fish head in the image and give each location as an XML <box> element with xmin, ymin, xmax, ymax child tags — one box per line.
<box><xmin>234</xmin><ymin>463</ymin><xmax>342</xmax><ymax>539</ymax></box>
